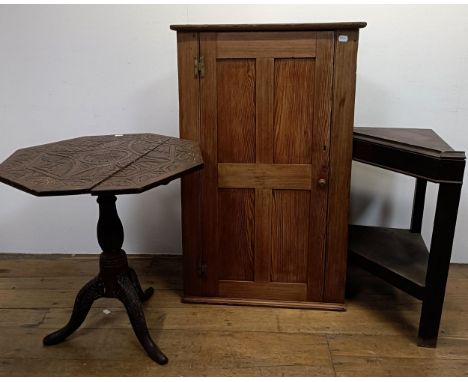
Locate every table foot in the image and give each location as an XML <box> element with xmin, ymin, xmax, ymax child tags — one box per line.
<box><xmin>43</xmin><ymin>276</ymin><xmax>104</xmax><ymax>346</ymax></box>
<box><xmin>116</xmin><ymin>273</ymin><xmax>168</xmax><ymax>365</ymax></box>
<box><xmin>128</xmin><ymin>267</ymin><xmax>154</xmax><ymax>302</ymax></box>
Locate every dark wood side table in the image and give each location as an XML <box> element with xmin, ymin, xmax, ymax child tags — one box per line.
<box><xmin>349</xmin><ymin>127</ymin><xmax>465</xmax><ymax>347</ymax></box>
<box><xmin>0</xmin><ymin>133</ymin><xmax>203</xmax><ymax>364</ymax></box>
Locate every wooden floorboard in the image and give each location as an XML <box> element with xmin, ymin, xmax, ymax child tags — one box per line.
<box><xmin>332</xmin><ymin>356</ymin><xmax>468</xmax><ymax>377</ymax></box>
<box><xmin>0</xmin><ymin>254</ymin><xmax>467</xmax><ymax>376</ymax></box>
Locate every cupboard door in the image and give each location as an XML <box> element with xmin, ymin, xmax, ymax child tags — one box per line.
<box><xmin>199</xmin><ymin>31</ymin><xmax>334</xmax><ymax>301</ymax></box>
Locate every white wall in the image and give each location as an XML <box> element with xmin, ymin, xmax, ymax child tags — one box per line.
<box><xmin>0</xmin><ymin>5</ymin><xmax>467</xmax><ymax>262</ymax></box>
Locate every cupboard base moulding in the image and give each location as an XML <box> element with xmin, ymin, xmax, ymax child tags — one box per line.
<box><xmin>181</xmin><ymin>296</ymin><xmax>346</xmax><ymax>311</ymax></box>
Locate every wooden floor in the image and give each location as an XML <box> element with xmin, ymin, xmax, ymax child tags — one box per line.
<box><xmin>0</xmin><ymin>254</ymin><xmax>468</xmax><ymax>376</ymax></box>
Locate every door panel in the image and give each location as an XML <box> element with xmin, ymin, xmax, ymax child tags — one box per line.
<box><xmin>218</xmin><ymin>189</ymin><xmax>255</xmax><ymax>281</ymax></box>
<box><xmin>199</xmin><ymin>31</ymin><xmax>334</xmax><ymax>302</ymax></box>
<box><xmin>271</xmin><ymin>190</ymin><xmax>310</xmax><ymax>283</ymax></box>
<box><xmin>274</xmin><ymin>59</ymin><xmax>315</xmax><ymax>164</ymax></box>
<box><xmin>217</xmin><ymin>59</ymin><xmax>256</xmax><ymax>163</ymax></box>
<box><xmin>219</xmin><ymin>280</ymin><xmax>307</xmax><ymax>301</ymax></box>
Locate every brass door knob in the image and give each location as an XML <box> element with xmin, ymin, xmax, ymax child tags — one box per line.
<box><xmin>318</xmin><ymin>178</ymin><xmax>327</xmax><ymax>188</ymax></box>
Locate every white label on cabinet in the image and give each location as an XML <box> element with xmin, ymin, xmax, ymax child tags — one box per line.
<box><xmin>338</xmin><ymin>35</ymin><xmax>348</xmax><ymax>43</ymax></box>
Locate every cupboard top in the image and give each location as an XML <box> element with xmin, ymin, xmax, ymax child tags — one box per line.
<box><xmin>170</xmin><ymin>22</ymin><xmax>367</xmax><ymax>32</ymax></box>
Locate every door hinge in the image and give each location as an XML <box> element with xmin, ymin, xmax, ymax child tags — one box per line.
<box><xmin>194</xmin><ymin>56</ymin><xmax>205</xmax><ymax>78</ymax></box>
<box><xmin>197</xmin><ymin>258</ymin><xmax>207</xmax><ymax>278</ymax></box>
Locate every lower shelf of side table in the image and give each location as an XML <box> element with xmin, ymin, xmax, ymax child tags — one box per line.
<box><xmin>348</xmin><ymin>225</ymin><xmax>429</xmax><ymax>300</ymax></box>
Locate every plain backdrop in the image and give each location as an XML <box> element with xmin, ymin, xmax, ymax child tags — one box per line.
<box><xmin>0</xmin><ymin>5</ymin><xmax>467</xmax><ymax>262</ymax></box>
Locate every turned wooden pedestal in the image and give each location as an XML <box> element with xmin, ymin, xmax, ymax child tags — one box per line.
<box><xmin>43</xmin><ymin>195</ymin><xmax>167</xmax><ymax>364</ymax></box>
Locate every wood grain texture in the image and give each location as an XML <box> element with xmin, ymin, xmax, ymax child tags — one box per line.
<box><xmin>0</xmin><ymin>288</ymin><xmax>182</xmax><ymax>310</ymax></box>
<box><xmin>217</xmin><ymin>59</ymin><xmax>256</xmax><ymax>163</ymax></box>
<box><xmin>253</xmin><ymin>57</ymin><xmax>274</xmax><ymax>284</ymax></box>
<box><xmin>177</xmin><ymin>32</ymin><xmax>203</xmax><ymax>298</ymax></box>
<box><xmin>200</xmin><ymin>32</ymin><xmax>219</xmax><ymax>296</ymax></box>
<box><xmin>271</xmin><ymin>190</ymin><xmax>310</xmax><ymax>283</ymax></box>
<box><xmin>218</xmin><ymin>189</ymin><xmax>255</xmax><ymax>281</ymax></box>
<box><xmin>256</xmin><ymin>58</ymin><xmax>274</xmax><ymax>164</ymax></box>
<box><xmin>216</xmin><ymin>32</ymin><xmax>317</xmax><ymax>58</ymax></box>
<box><xmin>218</xmin><ymin>163</ymin><xmax>312</xmax><ymax>189</ymax></box>
<box><xmin>3</xmin><ymin>255</ymin><xmax>468</xmax><ymax>376</ymax></box>
<box><xmin>307</xmin><ymin>31</ymin><xmax>335</xmax><ymax>301</ymax></box>
<box><xmin>219</xmin><ymin>280</ymin><xmax>307</xmax><ymax>301</ymax></box>
<box><xmin>254</xmin><ymin>188</ymin><xmax>272</xmax><ymax>282</ymax></box>
<box><xmin>327</xmin><ymin>332</ymin><xmax>468</xmax><ymax>360</ymax></box>
<box><xmin>0</xmin><ymin>357</ymin><xmax>335</xmax><ymax>377</ymax></box>
<box><xmin>0</xmin><ymin>327</ymin><xmax>333</xmax><ymax>376</ymax></box>
<box><xmin>274</xmin><ymin>58</ymin><xmax>315</xmax><ymax>164</ymax></box>
<box><xmin>323</xmin><ymin>30</ymin><xmax>360</xmax><ymax>303</ymax></box>
<box><xmin>333</xmin><ymin>356</ymin><xmax>468</xmax><ymax>377</ymax></box>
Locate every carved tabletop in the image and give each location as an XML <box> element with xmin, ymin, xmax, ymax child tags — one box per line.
<box><xmin>0</xmin><ymin>133</ymin><xmax>203</xmax><ymax>365</ymax></box>
<box><xmin>0</xmin><ymin>133</ymin><xmax>203</xmax><ymax>196</ymax></box>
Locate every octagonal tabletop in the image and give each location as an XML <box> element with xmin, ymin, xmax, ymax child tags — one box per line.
<box><xmin>0</xmin><ymin>134</ymin><xmax>203</xmax><ymax>196</ymax></box>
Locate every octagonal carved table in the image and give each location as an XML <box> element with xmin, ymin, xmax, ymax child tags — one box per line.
<box><xmin>0</xmin><ymin>133</ymin><xmax>203</xmax><ymax>364</ymax></box>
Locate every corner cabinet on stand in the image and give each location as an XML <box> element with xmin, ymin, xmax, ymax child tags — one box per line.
<box><xmin>171</xmin><ymin>22</ymin><xmax>366</xmax><ymax>310</ymax></box>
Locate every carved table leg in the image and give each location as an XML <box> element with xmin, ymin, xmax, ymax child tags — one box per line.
<box><xmin>43</xmin><ymin>276</ymin><xmax>104</xmax><ymax>345</ymax></box>
<box><xmin>43</xmin><ymin>194</ymin><xmax>168</xmax><ymax>364</ymax></box>
<box><xmin>116</xmin><ymin>274</ymin><xmax>168</xmax><ymax>364</ymax></box>
<box><xmin>128</xmin><ymin>267</ymin><xmax>154</xmax><ymax>302</ymax></box>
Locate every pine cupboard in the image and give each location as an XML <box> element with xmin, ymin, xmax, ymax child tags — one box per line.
<box><xmin>171</xmin><ymin>23</ymin><xmax>366</xmax><ymax>309</ymax></box>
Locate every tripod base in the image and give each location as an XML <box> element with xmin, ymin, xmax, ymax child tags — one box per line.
<box><xmin>43</xmin><ymin>195</ymin><xmax>168</xmax><ymax>365</ymax></box>
<box><xmin>43</xmin><ymin>257</ymin><xmax>167</xmax><ymax>365</ymax></box>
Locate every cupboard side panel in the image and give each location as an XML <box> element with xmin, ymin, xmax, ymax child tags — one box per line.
<box><xmin>324</xmin><ymin>30</ymin><xmax>360</xmax><ymax>303</ymax></box>
<box><xmin>176</xmin><ymin>32</ymin><xmax>202</xmax><ymax>297</ymax></box>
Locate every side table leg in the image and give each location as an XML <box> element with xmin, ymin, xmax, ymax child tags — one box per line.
<box><xmin>410</xmin><ymin>178</ymin><xmax>427</xmax><ymax>233</ymax></box>
<box><xmin>128</xmin><ymin>267</ymin><xmax>154</xmax><ymax>302</ymax></box>
<box><xmin>116</xmin><ymin>274</ymin><xmax>168</xmax><ymax>365</ymax></box>
<box><xmin>43</xmin><ymin>276</ymin><xmax>104</xmax><ymax>346</ymax></box>
<box><xmin>418</xmin><ymin>183</ymin><xmax>462</xmax><ymax>347</ymax></box>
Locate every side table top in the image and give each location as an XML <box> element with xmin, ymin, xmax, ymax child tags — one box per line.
<box><xmin>0</xmin><ymin>134</ymin><xmax>203</xmax><ymax>196</ymax></box>
<box><xmin>353</xmin><ymin>127</ymin><xmax>465</xmax><ymax>183</ymax></box>
<box><xmin>354</xmin><ymin>127</ymin><xmax>464</xmax><ymax>159</ymax></box>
